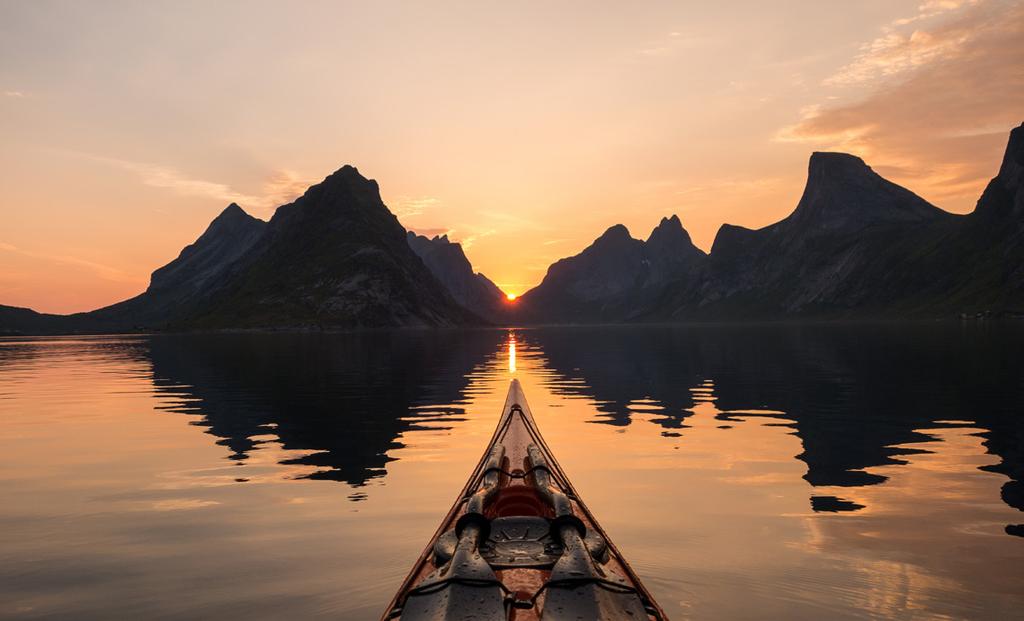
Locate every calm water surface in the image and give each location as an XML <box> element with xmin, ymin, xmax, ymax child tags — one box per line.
<box><xmin>1</xmin><ymin>325</ymin><xmax>1022</xmax><ymax>620</ymax></box>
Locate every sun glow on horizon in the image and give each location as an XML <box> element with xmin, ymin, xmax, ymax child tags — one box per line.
<box><xmin>1</xmin><ymin>1</ymin><xmax>1018</xmax><ymax>314</ymax></box>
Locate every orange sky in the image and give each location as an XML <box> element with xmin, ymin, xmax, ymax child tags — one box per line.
<box><xmin>1</xmin><ymin>0</ymin><xmax>1021</xmax><ymax>313</ymax></box>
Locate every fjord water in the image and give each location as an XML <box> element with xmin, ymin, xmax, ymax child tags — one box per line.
<box><xmin>1</xmin><ymin>326</ymin><xmax>1022</xmax><ymax>620</ymax></box>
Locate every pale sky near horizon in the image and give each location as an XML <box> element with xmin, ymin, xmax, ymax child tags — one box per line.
<box><xmin>1</xmin><ymin>0</ymin><xmax>1022</xmax><ymax>313</ymax></box>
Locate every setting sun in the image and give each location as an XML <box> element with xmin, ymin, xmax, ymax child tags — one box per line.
<box><xmin>506</xmin><ymin>293</ymin><xmax>517</xmax><ymax>301</ymax></box>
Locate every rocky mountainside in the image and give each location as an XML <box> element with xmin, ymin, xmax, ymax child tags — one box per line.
<box><xmin>149</xmin><ymin>203</ymin><xmax>266</xmax><ymax>299</ymax></box>
<box><xmin>683</xmin><ymin>127</ymin><xmax>1024</xmax><ymax>319</ymax></box>
<box><xmin>514</xmin><ymin>123</ymin><xmax>1024</xmax><ymax>323</ymax></box>
<box><xmin>4</xmin><ymin>124</ymin><xmax>1021</xmax><ymax>334</ymax></box>
<box><xmin>687</xmin><ymin>152</ymin><xmax>960</xmax><ymax>318</ymax></box>
<box><xmin>179</xmin><ymin>166</ymin><xmax>476</xmax><ymax>329</ymax></box>
<box><xmin>0</xmin><ymin>166</ymin><xmax>478</xmax><ymax>334</ymax></box>
<box><xmin>406</xmin><ymin>232</ymin><xmax>507</xmax><ymax>322</ymax></box>
<box><xmin>83</xmin><ymin>202</ymin><xmax>270</xmax><ymax>328</ymax></box>
<box><xmin>516</xmin><ymin>215</ymin><xmax>706</xmax><ymax>322</ymax></box>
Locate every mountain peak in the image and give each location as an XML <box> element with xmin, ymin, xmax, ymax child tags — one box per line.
<box><xmin>207</xmin><ymin>203</ymin><xmax>261</xmax><ymax>233</ymax></box>
<box><xmin>787</xmin><ymin>151</ymin><xmax>945</xmax><ymax>233</ymax></box>
<box><xmin>319</xmin><ymin>164</ymin><xmax>378</xmax><ymax>191</ymax></box>
<box><xmin>269</xmin><ymin>164</ymin><xmax>387</xmax><ymax>231</ymax></box>
<box><xmin>406</xmin><ymin>230</ymin><xmax>505</xmax><ymax>321</ymax></box>
<box><xmin>596</xmin><ymin>224</ymin><xmax>633</xmax><ymax>244</ymax></box>
<box><xmin>808</xmin><ymin>151</ymin><xmax>869</xmax><ymax>172</ymax></box>
<box><xmin>222</xmin><ymin>202</ymin><xmax>244</xmax><ymax>215</ymax></box>
<box><xmin>645</xmin><ymin>214</ymin><xmax>705</xmax><ymax>268</ymax></box>
<box><xmin>647</xmin><ymin>214</ymin><xmax>684</xmax><ymax>242</ymax></box>
<box><xmin>972</xmin><ymin>122</ymin><xmax>1024</xmax><ymax>224</ymax></box>
<box><xmin>997</xmin><ymin>122</ymin><xmax>1024</xmax><ymax>189</ymax></box>
<box><xmin>647</xmin><ymin>214</ymin><xmax>700</xmax><ymax>252</ymax></box>
<box><xmin>147</xmin><ymin>201</ymin><xmax>266</xmax><ymax>297</ymax></box>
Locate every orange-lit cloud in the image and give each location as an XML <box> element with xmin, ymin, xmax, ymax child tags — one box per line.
<box><xmin>84</xmin><ymin>154</ymin><xmax>314</xmax><ymax>217</ymax></box>
<box><xmin>1</xmin><ymin>2</ymin><xmax>1021</xmax><ymax>313</ymax></box>
<box><xmin>825</xmin><ymin>0</ymin><xmax>982</xmax><ymax>86</ymax></box>
<box><xmin>780</xmin><ymin>0</ymin><xmax>1023</xmax><ymax>208</ymax></box>
<box><xmin>391</xmin><ymin>196</ymin><xmax>442</xmax><ymax>219</ymax></box>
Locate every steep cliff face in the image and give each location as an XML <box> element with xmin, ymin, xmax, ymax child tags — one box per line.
<box><xmin>5</xmin><ymin>125</ymin><xmax>1023</xmax><ymax>335</ymax></box>
<box><xmin>687</xmin><ymin>152</ymin><xmax>958</xmax><ymax>317</ymax></box>
<box><xmin>148</xmin><ymin>203</ymin><xmax>266</xmax><ymax>297</ymax></box>
<box><xmin>785</xmin><ymin>152</ymin><xmax>948</xmax><ymax>235</ymax></box>
<box><xmin>519</xmin><ymin>123</ymin><xmax>1024</xmax><ymax>322</ymax></box>
<box><xmin>180</xmin><ymin>166</ymin><xmax>477</xmax><ymax>329</ymax></box>
<box><xmin>671</xmin><ymin>125</ymin><xmax>1024</xmax><ymax>318</ymax></box>
<box><xmin>406</xmin><ymin>232</ymin><xmax>506</xmax><ymax>322</ymax></box>
<box><xmin>89</xmin><ymin>203</ymin><xmax>269</xmax><ymax>327</ymax></box>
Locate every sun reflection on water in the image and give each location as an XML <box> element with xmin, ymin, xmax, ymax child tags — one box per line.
<box><xmin>507</xmin><ymin>331</ymin><xmax>516</xmax><ymax>373</ymax></box>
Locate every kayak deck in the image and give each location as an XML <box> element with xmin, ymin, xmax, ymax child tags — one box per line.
<box><xmin>383</xmin><ymin>379</ymin><xmax>666</xmax><ymax>620</ymax></box>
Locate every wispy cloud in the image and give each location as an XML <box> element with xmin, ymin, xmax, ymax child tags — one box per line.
<box><xmin>778</xmin><ymin>0</ymin><xmax>1023</xmax><ymax>207</ymax></box>
<box><xmin>391</xmin><ymin>196</ymin><xmax>441</xmax><ymax>218</ymax></box>
<box><xmin>458</xmin><ymin>228</ymin><xmax>496</xmax><ymax>250</ymax></box>
<box><xmin>825</xmin><ymin>0</ymin><xmax>981</xmax><ymax>87</ymax></box>
<box><xmin>81</xmin><ymin>154</ymin><xmax>314</xmax><ymax>215</ymax></box>
<box><xmin>4</xmin><ymin>90</ymin><xmax>24</xmax><ymax>98</ymax></box>
<box><xmin>892</xmin><ymin>0</ymin><xmax>982</xmax><ymax>27</ymax></box>
<box><xmin>0</xmin><ymin>242</ymin><xmax>137</xmax><ymax>283</ymax></box>
<box><xmin>258</xmin><ymin>170</ymin><xmax>317</xmax><ymax>211</ymax></box>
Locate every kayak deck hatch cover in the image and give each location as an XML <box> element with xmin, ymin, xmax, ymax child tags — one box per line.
<box><xmin>382</xmin><ymin>379</ymin><xmax>667</xmax><ymax>620</ymax></box>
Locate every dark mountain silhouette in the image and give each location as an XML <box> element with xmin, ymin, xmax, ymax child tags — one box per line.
<box><xmin>145</xmin><ymin>330</ymin><xmax>502</xmax><ymax>487</ymax></box>
<box><xmin>1</xmin><ymin>203</ymin><xmax>270</xmax><ymax>334</ymax></box>
<box><xmin>179</xmin><ymin>166</ymin><xmax>475</xmax><ymax>329</ymax></box>
<box><xmin>516</xmin><ymin>216</ymin><xmax>706</xmax><ymax>323</ymax></box>
<box><xmin>89</xmin><ymin>202</ymin><xmax>270</xmax><ymax>328</ymax></box>
<box><xmin>514</xmin><ymin>123</ymin><xmax>1024</xmax><ymax>322</ymax></box>
<box><xmin>686</xmin><ymin>151</ymin><xmax>961</xmax><ymax>318</ymax></box>
<box><xmin>148</xmin><ymin>203</ymin><xmax>266</xmax><ymax>303</ymax></box>
<box><xmin>406</xmin><ymin>231</ymin><xmax>507</xmax><ymax>322</ymax></box>
<box><xmin>1</xmin><ymin>166</ymin><xmax>478</xmax><ymax>334</ymax></box>
<box><xmin>4</xmin><ymin>124</ymin><xmax>1023</xmax><ymax>334</ymax></box>
<box><xmin>0</xmin><ymin>304</ymin><xmax>93</xmax><ymax>336</ymax></box>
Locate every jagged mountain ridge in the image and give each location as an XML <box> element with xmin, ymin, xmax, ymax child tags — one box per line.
<box><xmin>1</xmin><ymin>166</ymin><xmax>482</xmax><ymax>334</ymax></box>
<box><xmin>149</xmin><ymin>203</ymin><xmax>266</xmax><ymax>297</ymax></box>
<box><xmin>516</xmin><ymin>214</ymin><xmax>707</xmax><ymax>323</ymax></box>
<box><xmin>514</xmin><ymin>123</ymin><xmax>1024</xmax><ymax>322</ymax></box>
<box><xmin>406</xmin><ymin>231</ymin><xmax>507</xmax><ymax>322</ymax></box>
<box><xmin>3</xmin><ymin>124</ymin><xmax>1022</xmax><ymax>334</ymax></box>
<box><xmin>177</xmin><ymin>166</ymin><xmax>477</xmax><ymax>329</ymax></box>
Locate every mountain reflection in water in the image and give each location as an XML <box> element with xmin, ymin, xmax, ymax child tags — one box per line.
<box><xmin>0</xmin><ymin>324</ymin><xmax>1021</xmax><ymax>620</ymax></box>
<box><xmin>147</xmin><ymin>330</ymin><xmax>505</xmax><ymax>486</ymax></box>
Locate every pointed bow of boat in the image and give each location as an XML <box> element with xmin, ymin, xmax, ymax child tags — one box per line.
<box><xmin>383</xmin><ymin>379</ymin><xmax>667</xmax><ymax>620</ymax></box>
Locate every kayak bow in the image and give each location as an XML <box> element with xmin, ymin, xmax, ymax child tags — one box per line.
<box><xmin>383</xmin><ymin>379</ymin><xmax>667</xmax><ymax>620</ymax></box>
